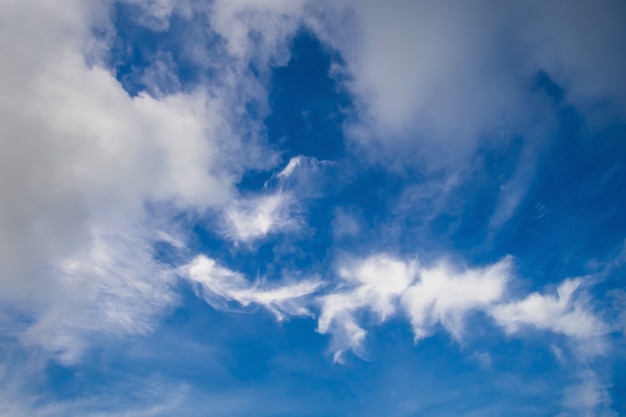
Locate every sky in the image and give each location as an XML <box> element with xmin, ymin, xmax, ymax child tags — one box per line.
<box><xmin>0</xmin><ymin>0</ymin><xmax>626</xmax><ymax>416</ymax></box>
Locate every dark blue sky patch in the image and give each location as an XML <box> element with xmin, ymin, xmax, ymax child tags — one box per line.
<box><xmin>265</xmin><ymin>30</ymin><xmax>351</xmax><ymax>162</ymax></box>
<box><xmin>495</xmin><ymin>109</ymin><xmax>626</xmax><ymax>285</ymax></box>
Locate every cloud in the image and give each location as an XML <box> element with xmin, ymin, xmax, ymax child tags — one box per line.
<box><xmin>16</xmin><ymin>225</ymin><xmax>178</xmax><ymax>364</ymax></box>
<box><xmin>185</xmin><ymin>255</ymin><xmax>322</xmax><ymax>320</ymax></box>
<box><xmin>305</xmin><ymin>0</ymin><xmax>626</xmax><ymax>229</ymax></box>
<box><xmin>314</xmin><ymin>254</ymin><xmax>609</xmax><ymax>363</ymax></box>
<box><xmin>491</xmin><ymin>278</ymin><xmax>608</xmax><ymax>355</ymax></box>
<box><xmin>310</xmin><ymin>0</ymin><xmax>626</xmax><ymax>156</ymax></box>
<box><xmin>179</xmin><ymin>251</ymin><xmax>512</xmax><ymax>364</ymax></box>
<box><xmin>177</xmin><ymin>244</ymin><xmax>611</xmax><ymax>372</ymax></box>
<box><xmin>203</xmin><ymin>0</ymin><xmax>314</xmax><ymax>76</ymax></box>
<box><xmin>0</xmin><ymin>369</ymin><xmax>190</xmax><ymax>417</ymax></box>
<box><xmin>402</xmin><ymin>257</ymin><xmax>511</xmax><ymax>341</ymax></box>
<box><xmin>222</xmin><ymin>156</ymin><xmax>332</xmax><ymax>243</ymax></box>
<box><xmin>315</xmin><ymin>255</ymin><xmax>511</xmax><ymax>362</ymax></box>
<box><xmin>0</xmin><ymin>0</ymin><xmax>289</xmax><ymax>361</ymax></box>
<box><xmin>308</xmin><ymin>0</ymin><xmax>537</xmax><ymax>169</ymax></box>
<box><xmin>221</xmin><ymin>158</ymin><xmax>301</xmax><ymax>243</ymax></box>
<box><xmin>224</xmin><ymin>192</ymin><xmax>300</xmax><ymax>243</ymax></box>
<box><xmin>317</xmin><ymin>255</ymin><xmax>416</xmax><ymax>362</ymax></box>
<box><xmin>0</xmin><ymin>7</ymin><xmax>623</xmax><ymax>417</ymax></box>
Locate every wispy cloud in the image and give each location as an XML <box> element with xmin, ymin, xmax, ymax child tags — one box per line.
<box><xmin>403</xmin><ymin>257</ymin><xmax>511</xmax><ymax>341</ymax></box>
<box><xmin>17</xmin><ymin>225</ymin><xmax>178</xmax><ymax>364</ymax></box>
<box><xmin>224</xmin><ymin>192</ymin><xmax>301</xmax><ymax>243</ymax></box>
<box><xmin>317</xmin><ymin>254</ymin><xmax>416</xmax><ymax>362</ymax></box>
<box><xmin>222</xmin><ymin>156</ymin><xmax>331</xmax><ymax>243</ymax></box>
<box><xmin>491</xmin><ymin>278</ymin><xmax>609</xmax><ymax>355</ymax></box>
<box><xmin>316</xmin><ymin>254</ymin><xmax>512</xmax><ymax>361</ymax></box>
<box><xmin>185</xmin><ymin>255</ymin><xmax>322</xmax><ymax>320</ymax></box>
<box><xmin>561</xmin><ymin>369</ymin><xmax>617</xmax><ymax>417</ymax></box>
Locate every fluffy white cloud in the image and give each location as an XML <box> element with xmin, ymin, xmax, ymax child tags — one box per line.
<box><xmin>0</xmin><ymin>0</ymin><xmax>287</xmax><ymax>361</ymax></box>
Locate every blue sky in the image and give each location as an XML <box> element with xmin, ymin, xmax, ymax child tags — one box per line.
<box><xmin>1</xmin><ymin>1</ymin><xmax>626</xmax><ymax>416</ymax></box>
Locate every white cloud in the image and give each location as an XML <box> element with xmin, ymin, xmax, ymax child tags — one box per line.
<box><xmin>316</xmin><ymin>255</ymin><xmax>511</xmax><ymax>362</ymax></box>
<box><xmin>224</xmin><ymin>192</ymin><xmax>300</xmax><ymax>243</ymax></box>
<box><xmin>317</xmin><ymin>255</ymin><xmax>416</xmax><ymax>362</ymax></box>
<box><xmin>16</xmin><ymin>225</ymin><xmax>178</xmax><ymax>364</ymax></box>
<box><xmin>277</xmin><ymin>155</ymin><xmax>304</xmax><ymax>179</ymax></box>
<box><xmin>0</xmin><ymin>0</ymin><xmax>288</xmax><ymax>361</ymax></box>
<box><xmin>308</xmin><ymin>0</ymin><xmax>539</xmax><ymax>170</ymax></box>
<box><xmin>185</xmin><ymin>255</ymin><xmax>322</xmax><ymax>320</ymax></box>
<box><xmin>222</xmin><ymin>156</ymin><xmax>331</xmax><ymax>243</ymax></box>
<box><xmin>402</xmin><ymin>257</ymin><xmax>511</xmax><ymax>341</ymax></box>
<box><xmin>0</xmin><ymin>0</ymin><xmax>621</xmax><ymax>386</ymax></box>
<box><xmin>306</xmin><ymin>0</ymin><xmax>626</xmax><ymax>228</ymax></box>
<box><xmin>309</xmin><ymin>0</ymin><xmax>626</xmax><ymax>159</ymax></box>
<box><xmin>491</xmin><ymin>278</ymin><xmax>608</xmax><ymax>354</ymax></box>
<box><xmin>314</xmin><ymin>254</ymin><xmax>610</xmax><ymax>363</ymax></box>
<box><xmin>469</xmin><ymin>351</ymin><xmax>493</xmax><ymax>369</ymax></box>
<box><xmin>179</xmin><ymin>247</ymin><xmax>611</xmax><ymax>369</ymax></box>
